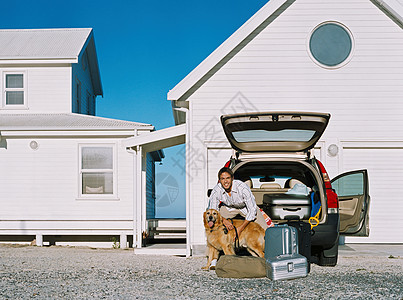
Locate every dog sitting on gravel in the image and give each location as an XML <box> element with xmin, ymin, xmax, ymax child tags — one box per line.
<box><xmin>202</xmin><ymin>209</ymin><xmax>265</xmax><ymax>270</ymax></box>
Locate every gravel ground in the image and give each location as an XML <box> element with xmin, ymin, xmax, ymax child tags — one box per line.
<box><xmin>0</xmin><ymin>244</ymin><xmax>402</xmax><ymax>299</ymax></box>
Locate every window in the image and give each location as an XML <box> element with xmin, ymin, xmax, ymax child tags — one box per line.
<box><xmin>232</xmin><ymin>129</ymin><xmax>316</xmax><ymax>143</ymax></box>
<box><xmin>309</xmin><ymin>22</ymin><xmax>354</xmax><ymax>68</ymax></box>
<box><xmin>79</xmin><ymin>145</ymin><xmax>116</xmax><ymax>197</ymax></box>
<box><xmin>332</xmin><ymin>172</ymin><xmax>364</xmax><ymax>196</ymax></box>
<box><xmin>3</xmin><ymin>72</ymin><xmax>26</xmax><ymax>107</ymax></box>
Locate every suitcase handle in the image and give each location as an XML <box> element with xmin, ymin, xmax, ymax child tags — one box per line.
<box><xmin>283</xmin><ymin>208</ymin><xmax>301</xmax><ymax>212</ymax></box>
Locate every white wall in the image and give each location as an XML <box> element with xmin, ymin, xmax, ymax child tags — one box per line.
<box><xmin>186</xmin><ymin>0</ymin><xmax>403</xmax><ymax>246</ymax></box>
<box><xmin>0</xmin><ymin>135</ymin><xmax>135</xmax><ymax>234</ymax></box>
<box><xmin>340</xmin><ymin>143</ymin><xmax>403</xmax><ymax>243</ymax></box>
<box><xmin>0</xmin><ymin>64</ymin><xmax>72</xmax><ymax>114</ymax></box>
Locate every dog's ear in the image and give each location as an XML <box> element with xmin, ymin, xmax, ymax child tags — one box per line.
<box><xmin>203</xmin><ymin>211</ymin><xmax>209</xmax><ymax>229</ymax></box>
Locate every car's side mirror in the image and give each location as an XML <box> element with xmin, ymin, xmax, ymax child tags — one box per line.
<box><xmin>207</xmin><ymin>189</ymin><xmax>212</xmax><ymax>197</ymax></box>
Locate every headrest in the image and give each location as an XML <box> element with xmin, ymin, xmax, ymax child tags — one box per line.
<box><xmin>260</xmin><ymin>183</ymin><xmax>281</xmax><ymax>189</ymax></box>
<box><xmin>244</xmin><ymin>179</ymin><xmax>253</xmax><ymax>188</ymax></box>
<box><xmin>288</xmin><ymin>179</ymin><xmax>303</xmax><ymax>189</ymax></box>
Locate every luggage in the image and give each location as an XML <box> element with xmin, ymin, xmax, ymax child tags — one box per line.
<box><xmin>263</xmin><ymin>194</ymin><xmax>311</xmax><ymax>220</ymax></box>
<box><xmin>264</xmin><ymin>225</ymin><xmax>310</xmax><ymax>280</ymax></box>
<box><xmin>266</xmin><ymin>253</ymin><xmax>308</xmax><ymax>280</ymax></box>
<box><xmin>264</xmin><ymin>225</ymin><xmax>298</xmax><ymax>258</ymax></box>
<box><xmin>288</xmin><ymin>221</ymin><xmax>312</xmax><ymax>273</ymax></box>
<box><xmin>215</xmin><ymin>255</ymin><xmax>267</xmax><ymax>278</ymax></box>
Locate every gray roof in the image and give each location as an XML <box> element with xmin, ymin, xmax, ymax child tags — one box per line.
<box><xmin>0</xmin><ymin>28</ymin><xmax>92</xmax><ymax>59</ymax></box>
<box><xmin>0</xmin><ymin>113</ymin><xmax>153</xmax><ymax>131</ymax></box>
<box><xmin>0</xmin><ymin>28</ymin><xmax>103</xmax><ymax>96</ymax></box>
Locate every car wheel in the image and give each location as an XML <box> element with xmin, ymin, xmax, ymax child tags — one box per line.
<box><xmin>318</xmin><ymin>240</ymin><xmax>338</xmax><ymax>267</ymax></box>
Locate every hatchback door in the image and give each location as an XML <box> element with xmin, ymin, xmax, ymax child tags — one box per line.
<box><xmin>331</xmin><ymin>170</ymin><xmax>370</xmax><ymax>236</ymax></box>
<box><xmin>221</xmin><ymin>112</ymin><xmax>330</xmax><ymax>153</ymax></box>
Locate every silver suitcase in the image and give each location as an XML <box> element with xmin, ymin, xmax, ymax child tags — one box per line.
<box><xmin>266</xmin><ymin>253</ymin><xmax>308</xmax><ymax>281</ymax></box>
<box><xmin>263</xmin><ymin>194</ymin><xmax>311</xmax><ymax>220</ymax></box>
<box><xmin>264</xmin><ymin>225</ymin><xmax>298</xmax><ymax>258</ymax></box>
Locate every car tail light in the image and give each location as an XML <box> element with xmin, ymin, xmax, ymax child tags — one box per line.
<box><xmin>317</xmin><ymin>160</ymin><xmax>339</xmax><ymax>209</ymax></box>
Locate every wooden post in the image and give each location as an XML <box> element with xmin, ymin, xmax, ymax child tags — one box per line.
<box><xmin>35</xmin><ymin>234</ymin><xmax>43</xmax><ymax>247</ymax></box>
<box><xmin>120</xmin><ymin>234</ymin><xmax>127</xmax><ymax>249</ymax></box>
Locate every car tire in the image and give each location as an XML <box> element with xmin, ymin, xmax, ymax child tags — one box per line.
<box><xmin>318</xmin><ymin>240</ymin><xmax>339</xmax><ymax>267</ymax></box>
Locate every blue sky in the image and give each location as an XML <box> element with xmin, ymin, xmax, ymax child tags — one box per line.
<box><xmin>2</xmin><ymin>0</ymin><xmax>269</xmax><ymax>217</ymax></box>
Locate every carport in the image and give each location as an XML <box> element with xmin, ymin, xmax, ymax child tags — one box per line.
<box><xmin>122</xmin><ymin>124</ymin><xmax>189</xmax><ymax>255</ymax></box>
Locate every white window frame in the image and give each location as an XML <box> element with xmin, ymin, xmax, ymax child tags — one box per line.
<box><xmin>78</xmin><ymin>144</ymin><xmax>118</xmax><ymax>200</ymax></box>
<box><xmin>2</xmin><ymin>70</ymin><xmax>28</xmax><ymax>109</ymax></box>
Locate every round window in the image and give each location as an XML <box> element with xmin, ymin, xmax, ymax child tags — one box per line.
<box><xmin>309</xmin><ymin>22</ymin><xmax>353</xmax><ymax>68</ymax></box>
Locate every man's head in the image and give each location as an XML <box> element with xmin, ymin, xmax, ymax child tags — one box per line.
<box><xmin>218</xmin><ymin>167</ymin><xmax>234</xmax><ymax>192</ymax></box>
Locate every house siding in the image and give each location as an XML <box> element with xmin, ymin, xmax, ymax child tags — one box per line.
<box><xmin>186</xmin><ymin>0</ymin><xmax>403</xmax><ymax>246</ymax></box>
<box><xmin>72</xmin><ymin>49</ymin><xmax>96</xmax><ymax>115</ymax></box>
<box><xmin>0</xmin><ymin>136</ymin><xmax>135</xmax><ymax>234</ymax></box>
<box><xmin>0</xmin><ymin>65</ymin><xmax>71</xmax><ymax>114</ymax></box>
<box><xmin>146</xmin><ymin>152</ymin><xmax>156</xmax><ymax>219</ymax></box>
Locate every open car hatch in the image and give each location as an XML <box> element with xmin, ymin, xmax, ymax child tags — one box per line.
<box><xmin>221</xmin><ymin>112</ymin><xmax>330</xmax><ymax>153</ymax></box>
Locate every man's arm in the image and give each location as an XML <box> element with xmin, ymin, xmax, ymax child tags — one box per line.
<box><xmin>234</xmin><ymin>182</ymin><xmax>257</xmax><ymax>236</ymax></box>
<box><xmin>207</xmin><ymin>186</ymin><xmax>220</xmax><ymax>210</ymax></box>
<box><xmin>241</xmin><ymin>183</ymin><xmax>258</xmax><ymax>222</ymax></box>
<box><xmin>208</xmin><ymin>187</ymin><xmax>234</xmax><ymax>230</ymax></box>
<box><xmin>236</xmin><ymin>219</ymin><xmax>250</xmax><ymax>236</ymax></box>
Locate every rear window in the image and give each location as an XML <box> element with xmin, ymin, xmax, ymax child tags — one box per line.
<box><xmin>232</xmin><ymin>129</ymin><xmax>316</xmax><ymax>143</ymax></box>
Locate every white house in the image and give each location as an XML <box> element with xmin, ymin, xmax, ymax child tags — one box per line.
<box><xmin>0</xmin><ymin>28</ymin><xmax>163</xmax><ymax>248</ymax></box>
<box><xmin>124</xmin><ymin>0</ymin><xmax>403</xmax><ymax>256</ymax></box>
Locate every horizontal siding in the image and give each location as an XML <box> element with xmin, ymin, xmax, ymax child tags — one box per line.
<box><xmin>146</xmin><ymin>153</ymin><xmax>155</xmax><ymax>219</ymax></box>
<box><xmin>342</xmin><ymin>147</ymin><xmax>403</xmax><ymax>243</ymax></box>
<box><xmin>0</xmin><ymin>137</ymin><xmax>135</xmax><ymax>226</ymax></box>
<box><xmin>0</xmin><ymin>65</ymin><xmax>71</xmax><ymax>114</ymax></box>
<box><xmin>72</xmin><ymin>51</ymin><xmax>96</xmax><ymax>115</ymax></box>
<box><xmin>207</xmin><ymin>148</ymin><xmax>232</xmax><ymax>189</ymax></box>
<box><xmin>187</xmin><ymin>0</ymin><xmax>403</xmax><ymax>245</ymax></box>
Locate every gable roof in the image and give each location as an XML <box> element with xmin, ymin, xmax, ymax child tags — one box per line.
<box><xmin>0</xmin><ymin>28</ymin><xmax>103</xmax><ymax>96</ymax></box>
<box><xmin>0</xmin><ymin>28</ymin><xmax>91</xmax><ymax>60</ymax></box>
<box><xmin>167</xmin><ymin>0</ymin><xmax>403</xmax><ymax>103</ymax></box>
<box><xmin>0</xmin><ymin>113</ymin><xmax>153</xmax><ymax>131</ymax></box>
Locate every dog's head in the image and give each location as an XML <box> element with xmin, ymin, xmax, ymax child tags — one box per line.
<box><xmin>203</xmin><ymin>209</ymin><xmax>223</xmax><ymax>230</ymax></box>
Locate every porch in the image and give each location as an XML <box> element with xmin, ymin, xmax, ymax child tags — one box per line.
<box><xmin>123</xmin><ymin>123</ymin><xmax>189</xmax><ymax>256</ymax></box>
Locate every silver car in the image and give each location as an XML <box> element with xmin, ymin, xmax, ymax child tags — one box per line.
<box><xmin>220</xmin><ymin>111</ymin><xmax>370</xmax><ymax>266</ymax></box>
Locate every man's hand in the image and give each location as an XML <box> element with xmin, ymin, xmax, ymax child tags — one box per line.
<box><xmin>222</xmin><ymin>218</ymin><xmax>234</xmax><ymax>231</ymax></box>
<box><xmin>234</xmin><ymin>220</ymin><xmax>250</xmax><ymax>241</ymax></box>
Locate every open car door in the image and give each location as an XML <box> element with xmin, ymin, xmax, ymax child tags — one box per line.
<box><xmin>331</xmin><ymin>170</ymin><xmax>370</xmax><ymax>236</ymax></box>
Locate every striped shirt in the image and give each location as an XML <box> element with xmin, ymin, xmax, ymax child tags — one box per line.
<box><xmin>208</xmin><ymin>179</ymin><xmax>257</xmax><ymax>221</ymax></box>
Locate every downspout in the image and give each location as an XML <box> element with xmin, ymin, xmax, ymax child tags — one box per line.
<box><xmin>172</xmin><ymin>105</ymin><xmax>191</xmax><ymax>257</ymax></box>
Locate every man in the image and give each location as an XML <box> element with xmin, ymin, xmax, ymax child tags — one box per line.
<box><xmin>208</xmin><ymin>167</ymin><xmax>268</xmax><ymax>233</ymax></box>
<box><xmin>207</xmin><ymin>167</ymin><xmax>268</xmax><ymax>269</ymax></box>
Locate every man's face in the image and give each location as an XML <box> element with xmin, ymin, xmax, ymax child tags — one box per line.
<box><xmin>219</xmin><ymin>172</ymin><xmax>233</xmax><ymax>191</ymax></box>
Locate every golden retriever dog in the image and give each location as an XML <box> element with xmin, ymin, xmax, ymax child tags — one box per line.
<box><xmin>202</xmin><ymin>208</ymin><xmax>265</xmax><ymax>270</ymax></box>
